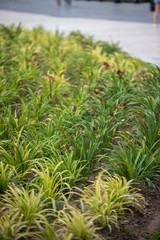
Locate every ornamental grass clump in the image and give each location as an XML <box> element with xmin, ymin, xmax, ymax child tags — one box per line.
<box><xmin>106</xmin><ymin>134</ymin><xmax>160</xmax><ymax>188</ymax></box>
<box><xmin>0</xmin><ymin>212</ymin><xmax>31</xmax><ymax>240</ymax></box>
<box><xmin>78</xmin><ymin>171</ymin><xmax>144</xmax><ymax>232</ymax></box>
<box><xmin>0</xmin><ymin>127</ymin><xmax>43</xmax><ymax>176</ymax></box>
<box><xmin>57</xmin><ymin>205</ymin><xmax>100</xmax><ymax>240</ymax></box>
<box><xmin>35</xmin><ymin>220</ymin><xmax>61</xmax><ymax>240</ymax></box>
<box><xmin>0</xmin><ymin>161</ymin><xmax>17</xmax><ymax>194</ymax></box>
<box><xmin>46</xmin><ymin>148</ymin><xmax>86</xmax><ymax>187</ymax></box>
<box><xmin>31</xmin><ymin>162</ymin><xmax>70</xmax><ymax>209</ymax></box>
<box><xmin>1</xmin><ymin>186</ymin><xmax>49</xmax><ymax>227</ymax></box>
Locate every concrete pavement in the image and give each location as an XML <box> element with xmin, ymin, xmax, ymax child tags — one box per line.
<box><xmin>0</xmin><ymin>0</ymin><xmax>160</xmax><ymax>66</ymax></box>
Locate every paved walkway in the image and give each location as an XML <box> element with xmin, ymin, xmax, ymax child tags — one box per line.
<box><xmin>0</xmin><ymin>0</ymin><xmax>160</xmax><ymax>66</ymax></box>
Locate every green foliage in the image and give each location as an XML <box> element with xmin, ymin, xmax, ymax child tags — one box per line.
<box><xmin>35</xmin><ymin>221</ymin><xmax>60</xmax><ymax>240</ymax></box>
<box><xmin>0</xmin><ymin>162</ymin><xmax>17</xmax><ymax>194</ymax></box>
<box><xmin>31</xmin><ymin>162</ymin><xmax>69</xmax><ymax>208</ymax></box>
<box><xmin>105</xmin><ymin>135</ymin><xmax>160</xmax><ymax>187</ymax></box>
<box><xmin>0</xmin><ymin>129</ymin><xmax>42</xmax><ymax>175</ymax></box>
<box><xmin>77</xmin><ymin>171</ymin><xmax>144</xmax><ymax>231</ymax></box>
<box><xmin>0</xmin><ymin>24</ymin><xmax>159</xmax><ymax>238</ymax></box>
<box><xmin>46</xmin><ymin>147</ymin><xmax>86</xmax><ymax>186</ymax></box>
<box><xmin>1</xmin><ymin>186</ymin><xmax>49</xmax><ymax>226</ymax></box>
<box><xmin>0</xmin><ymin>212</ymin><xmax>31</xmax><ymax>240</ymax></box>
<box><xmin>57</xmin><ymin>205</ymin><xmax>100</xmax><ymax>240</ymax></box>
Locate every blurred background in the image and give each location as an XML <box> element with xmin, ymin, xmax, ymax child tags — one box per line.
<box><xmin>0</xmin><ymin>0</ymin><xmax>159</xmax><ymax>66</ymax></box>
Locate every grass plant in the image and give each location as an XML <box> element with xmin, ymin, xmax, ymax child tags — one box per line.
<box><xmin>105</xmin><ymin>134</ymin><xmax>160</xmax><ymax>187</ymax></box>
<box><xmin>1</xmin><ymin>186</ymin><xmax>49</xmax><ymax>227</ymax></box>
<box><xmin>31</xmin><ymin>161</ymin><xmax>71</xmax><ymax>210</ymax></box>
<box><xmin>0</xmin><ymin>212</ymin><xmax>31</xmax><ymax>240</ymax></box>
<box><xmin>35</xmin><ymin>221</ymin><xmax>60</xmax><ymax>240</ymax></box>
<box><xmin>0</xmin><ymin>161</ymin><xmax>17</xmax><ymax>194</ymax></box>
<box><xmin>77</xmin><ymin>171</ymin><xmax>144</xmax><ymax>231</ymax></box>
<box><xmin>57</xmin><ymin>205</ymin><xmax>100</xmax><ymax>240</ymax></box>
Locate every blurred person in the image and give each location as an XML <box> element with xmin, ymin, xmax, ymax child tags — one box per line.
<box><xmin>153</xmin><ymin>0</ymin><xmax>160</xmax><ymax>27</ymax></box>
<box><xmin>57</xmin><ymin>0</ymin><xmax>71</xmax><ymax>5</ymax></box>
<box><xmin>65</xmin><ymin>0</ymin><xmax>72</xmax><ymax>4</ymax></box>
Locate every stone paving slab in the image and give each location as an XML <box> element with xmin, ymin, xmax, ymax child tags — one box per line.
<box><xmin>0</xmin><ymin>0</ymin><xmax>160</xmax><ymax>66</ymax></box>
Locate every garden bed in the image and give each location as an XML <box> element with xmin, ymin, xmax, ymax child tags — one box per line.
<box><xmin>0</xmin><ymin>24</ymin><xmax>160</xmax><ymax>240</ymax></box>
